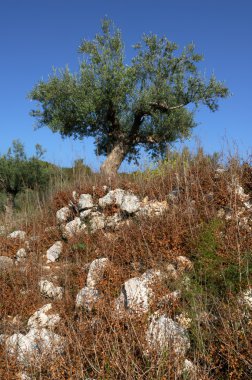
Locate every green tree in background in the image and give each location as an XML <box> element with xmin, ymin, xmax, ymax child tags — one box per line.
<box><xmin>29</xmin><ymin>18</ymin><xmax>229</xmax><ymax>176</ymax></box>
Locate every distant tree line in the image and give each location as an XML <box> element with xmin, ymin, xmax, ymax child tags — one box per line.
<box><xmin>0</xmin><ymin>140</ymin><xmax>91</xmax><ymax>213</ymax></box>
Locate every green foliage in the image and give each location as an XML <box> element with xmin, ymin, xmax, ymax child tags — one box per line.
<box><xmin>190</xmin><ymin>219</ymin><xmax>252</xmax><ymax>298</ymax></box>
<box><xmin>29</xmin><ymin>18</ymin><xmax>229</xmax><ymax>168</ymax></box>
<box><xmin>0</xmin><ymin>140</ymin><xmax>54</xmax><ymax>197</ymax></box>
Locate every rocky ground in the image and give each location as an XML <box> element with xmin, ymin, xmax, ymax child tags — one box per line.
<box><xmin>0</xmin><ymin>160</ymin><xmax>252</xmax><ymax>379</ymax></box>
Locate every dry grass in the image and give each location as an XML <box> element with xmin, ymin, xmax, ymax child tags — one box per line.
<box><xmin>0</xmin><ymin>150</ymin><xmax>251</xmax><ymax>379</ymax></box>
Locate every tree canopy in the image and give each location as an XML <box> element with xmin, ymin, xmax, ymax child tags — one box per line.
<box><xmin>29</xmin><ymin>18</ymin><xmax>229</xmax><ymax>175</ymax></box>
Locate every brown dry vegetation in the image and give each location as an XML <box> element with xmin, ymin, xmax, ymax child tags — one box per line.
<box><xmin>0</xmin><ymin>150</ymin><xmax>252</xmax><ymax>379</ymax></box>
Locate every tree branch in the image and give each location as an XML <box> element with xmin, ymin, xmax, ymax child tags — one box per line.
<box><xmin>148</xmin><ymin>102</ymin><xmax>185</xmax><ymax>112</ymax></box>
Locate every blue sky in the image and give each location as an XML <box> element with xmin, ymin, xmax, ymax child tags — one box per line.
<box><xmin>0</xmin><ymin>0</ymin><xmax>251</xmax><ymax>171</ymax></box>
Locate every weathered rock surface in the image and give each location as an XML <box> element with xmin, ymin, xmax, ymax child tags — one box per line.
<box><xmin>8</xmin><ymin>230</ymin><xmax>26</xmax><ymax>239</ymax></box>
<box><xmin>76</xmin><ymin>286</ymin><xmax>101</xmax><ymax>310</ymax></box>
<box><xmin>16</xmin><ymin>248</ymin><xmax>27</xmax><ymax>262</ymax></box>
<box><xmin>86</xmin><ymin>258</ymin><xmax>110</xmax><ymax>288</ymax></box>
<box><xmin>46</xmin><ymin>241</ymin><xmax>63</xmax><ymax>263</ymax></box>
<box><xmin>39</xmin><ymin>279</ymin><xmax>63</xmax><ymax>300</ymax></box>
<box><xmin>27</xmin><ymin>304</ymin><xmax>61</xmax><ymax>330</ymax></box>
<box><xmin>56</xmin><ymin>207</ymin><xmax>71</xmax><ymax>224</ymax></box>
<box><xmin>116</xmin><ymin>270</ymin><xmax>161</xmax><ymax>314</ymax></box>
<box><xmin>98</xmin><ymin>189</ymin><xmax>125</xmax><ymax>208</ymax></box>
<box><xmin>64</xmin><ymin>217</ymin><xmax>85</xmax><ymax>238</ymax></box>
<box><xmin>6</xmin><ymin>328</ymin><xmax>65</xmax><ymax>364</ymax></box>
<box><xmin>78</xmin><ymin>194</ymin><xmax>94</xmax><ymax>210</ymax></box>
<box><xmin>89</xmin><ymin>212</ymin><xmax>106</xmax><ymax>232</ymax></box>
<box><xmin>146</xmin><ymin>313</ymin><xmax>190</xmax><ymax>356</ymax></box>
<box><xmin>137</xmin><ymin>201</ymin><xmax>168</xmax><ymax>217</ymax></box>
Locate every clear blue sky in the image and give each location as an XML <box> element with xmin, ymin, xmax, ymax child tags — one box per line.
<box><xmin>0</xmin><ymin>0</ymin><xmax>251</xmax><ymax>171</ymax></box>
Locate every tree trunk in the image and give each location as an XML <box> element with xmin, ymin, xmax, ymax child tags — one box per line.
<box><xmin>100</xmin><ymin>142</ymin><xmax>128</xmax><ymax>177</ymax></box>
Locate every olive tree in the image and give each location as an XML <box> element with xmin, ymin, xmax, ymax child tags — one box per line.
<box><xmin>29</xmin><ymin>18</ymin><xmax>229</xmax><ymax>176</ymax></box>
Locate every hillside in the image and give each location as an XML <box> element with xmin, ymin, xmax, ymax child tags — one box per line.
<box><xmin>0</xmin><ymin>152</ymin><xmax>251</xmax><ymax>380</ymax></box>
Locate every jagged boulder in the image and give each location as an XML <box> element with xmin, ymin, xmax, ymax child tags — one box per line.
<box><xmin>78</xmin><ymin>194</ymin><xmax>94</xmax><ymax>210</ymax></box>
<box><xmin>116</xmin><ymin>269</ymin><xmax>161</xmax><ymax>314</ymax></box>
<box><xmin>27</xmin><ymin>304</ymin><xmax>61</xmax><ymax>330</ymax></box>
<box><xmin>86</xmin><ymin>258</ymin><xmax>110</xmax><ymax>288</ymax></box>
<box><xmin>137</xmin><ymin>200</ymin><xmax>168</xmax><ymax>217</ymax></box>
<box><xmin>46</xmin><ymin>241</ymin><xmax>63</xmax><ymax>263</ymax></box>
<box><xmin>6</xmin><ymin>328</ymin><xmax>65</xmax><ymax>364</ymax></box>
<box><xmin>76</xmin><ymin>286</ymin><xmax>101</xmax><ymax>310</ymax></box>
<box><xmin>98</xmin><ymin>189</ymin><xmax>125</xmax><ymax>208</ymax></box>
<box><xmin>146</xmin><ymin>313</ymin><xmax>190</xmax><ymax>356</ymax></box>
<box><xmin>64</xmin><ymin>217</ymin><xmax>86</xmax><ymax>238</ymax></box>
<box><xmin>89</xmin><ymin>212</ymin><xmax>106</xmax><ymax>232</ymax></box>
<box><xmin>56</xmin><ymin>207</ymin><xmax>71</xmax><ymax>224</ymax></box>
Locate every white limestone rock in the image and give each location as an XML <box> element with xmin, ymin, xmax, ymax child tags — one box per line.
<box><xmin>46</xmin><ymin>241</ymin><xmax>63</xmax><ymax>263</ymax></box>
<box><xmin>105</xmin><ymin>213</ymin><xmax>123</xmax><ymax>229</ymax></box>
<box><xmin>56</xmin><ymin>207</ymin><xmax>71</xmax><ymax>224</ymax></box>
<box><xmin>8</xmin><ymin>230</ymin><xmax>26</xmax><ymax>240</ymax></box>
<box><xmin>76</xmin><ymin>286</ymin><xmax>101</xmax><ymax>310</ymax></box>
<box><xmin>64</xmin><ymin>217</ymin><xmax>86</xmax><ymax>238</ymax></box>
<box><xmin>241</xmin><ymin>288</ymin><xmax>252</xmax><ymax>310</ymax></box>
<box><xmin>27</xmin><ymin>304</ymin><xmax>61</xmax><ymax>330</ymax></box>
<box><xmin>78</xmin><ymin>194</ymin><xmax>94</xmax><ymax>210</ymax></box>
<box><xmin>137</xmin><ymin>201</ymin><xmax>168</xmax><ymax>217</ymax></box>
<box><xmin>116</xmin><ymin>269</ymin><xmax>161</xmax><ymax>314</ymax></box>
<box><xmin>89</xmin><ymin>212</ymin><xmax>106</xmax><ymax>232</ymax></box>
<box><xmin>80</xmin><ymin>209</ymin><xmax>92</xmax><ymax>220</ymax></box>
<box><xmin>146</xmin><ymin>313</ymin><xmax>190</xmax><ymax>356</ymax></box>
<box><xmin>0</xmin><ymin>256</ymin><xmax>13</xmax><ymax>272</ymax></box>
<box><xmin>86</xmin><ymin>258</ymin><xmax>110</xmax><ymax>288</ymax></box>
<box><xmin>6</xmin><ymin>328</ymin><xmax>65</xmax><ymax>364</ymax></box>
<box><xmin>120</xmin><ymin>194</ymin><xmax>140</xmax><ymax>214</ymax></box>
<box><xmin>98</xmin><ymin>189</ymin><xmax>126</xmax><ymax>208</ymax></box>
<box><xmin>39</xmin><ymin>279</ymin><xmax>63</xmax><ymax>300</ymax></box>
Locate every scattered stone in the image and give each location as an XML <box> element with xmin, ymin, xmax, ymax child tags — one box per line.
<box><xmin>120</xmin><ymin>194</ymin><xmax>140</xmax><ymax>214</ymax></box>
<box><xmin>146</xmin><ymin>313</ymin><xmax>190</xmax><ymax>356</ymax></box>
<box><xmin>89</xmin><ymin>212</ymin><xmax>106</xmax><ymax>232</ymax></box>
<box><xmin>86</xmin><ymin>258</ymin><xmax>110</xmax><ymax>288</ymax></box>
<box><xmin>235</xmin><ymin>185</ymin><xmax>249</xmax><ymax>202</ymax></box>
<box><xmin>16</xmin><ymin>248</ymin><xmax>27</xmax><ymax>262</ymax></box>
<box><xmin>56</xmin><ymin>207</ymin><xmax>71</xmax><ymax>224</ymax></box>
<box><xmin>46</xmin><ymin>241</ymin><xmax>63</xmax><ymax>263</ymax></box>
<box><xmin>137</xmin><ymin>201</ymin><xmax>168</xmax><ymax>217</ymax></box>
<box><xmin>76</xmin><ymin>286</ymin><xmax>101</xmax><ymax>310</ymax></box>
<box><xmin>80</xmin><ymin>209</ymin><xmax>92</xmax><ymax>220</ymax></box>
<box><xmin>105</xmin><ymin>213</ymin><xmax>122</xmax><ymax>229</ymax></box>
<box><xmin>39</xmin><ymin>279</ymin><xmax>63</xmax><ymax>300</ymax></box>
<box><xmin>116</xmin><ymin>270</ymin><xmax>161</xmax><ymax>314</ymax></box>
<box><xmin>27</xmin><ymin>304</ymin><xmax>61</xmax><ymax>330</ymax></box>
<box><xmin>241</xmin><ymin>288</ymin><xmax>252</xmax><ymax>310</ymax></box>
<box><xmin>78</xmin><ymin>194</ymin><xmax>94</xmax><ymax>210</ymax></box>
<box><xmin>8</xmin><ymin>230</ymin><xmax>26</xmax><ymax>240</ymax></box>
<box><xmin>98</xmin><ymin>189</ymin><xmax>125</xmax><ymax>208</ymax></box>
<box><xmin>64</xmin><ymin>217</ymin><xmax>85</xmax><ymax>238</ymax></box>
<box><xmin>6</xmin><ymin>328</ymin><xmax>65</xmax><ymax>364</ymax></box>
<box><xmin>0</xmin><ymin>256</ymin><xmax>13</xmax><ymax>272</ymax></box>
